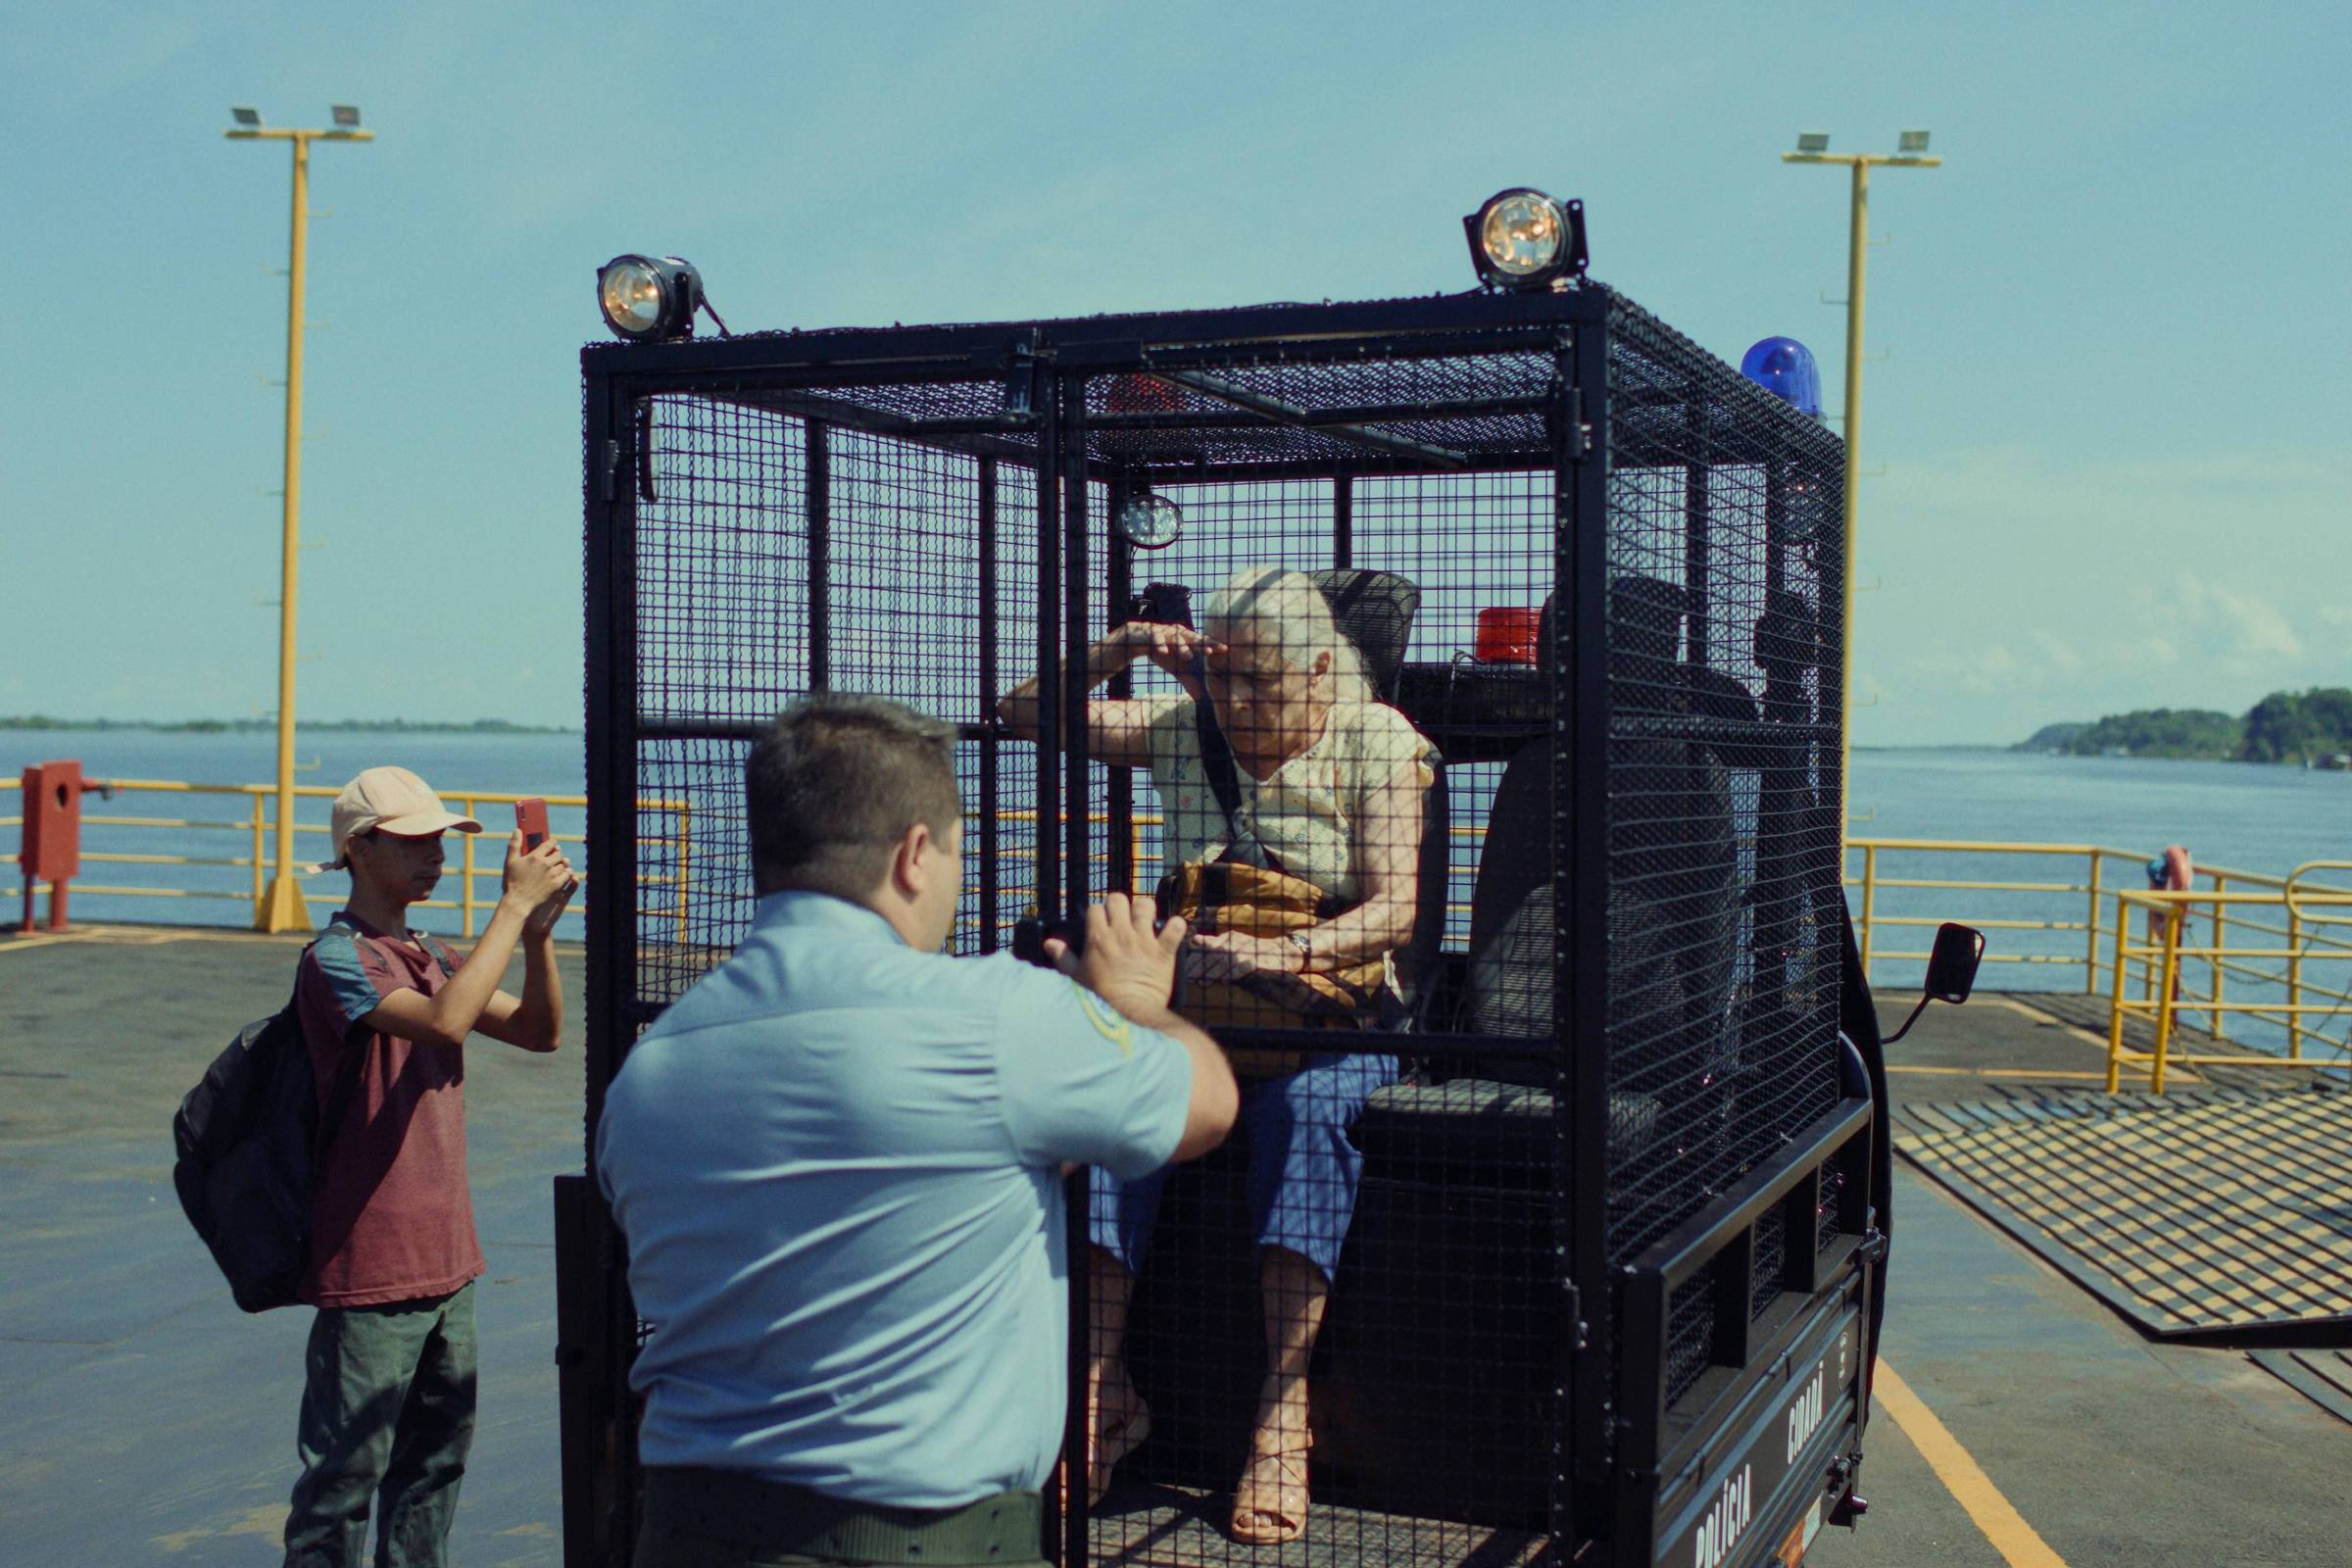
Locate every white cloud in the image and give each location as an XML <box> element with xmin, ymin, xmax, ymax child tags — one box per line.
<box><xmin>2151</xmin><ymin>571</ymin><xmax>2304</xmax><ymax>675</ymax></box>
<box><xmin>2029</xmin><ymin>631</ymin><xmax>2084</xmax><ymax>677</ymax></box>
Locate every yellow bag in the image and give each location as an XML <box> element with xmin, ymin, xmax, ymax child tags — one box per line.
<box><xmin>1156</xmin><ymin>860</ymin><xmax>1388</xmax><ymax>1077</ymax></box>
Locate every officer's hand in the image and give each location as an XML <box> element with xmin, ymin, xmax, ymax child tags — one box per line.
<box><xmin>1049</xmin><ymin>892</ymin><xmax>1188</xmax><ymax>1022</ymax></box>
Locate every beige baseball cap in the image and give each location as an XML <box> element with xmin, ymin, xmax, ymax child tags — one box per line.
<box><xmin>318</xmin><ymin>765</ymin><xmax>483</xmax><ymax>871</ymax></box>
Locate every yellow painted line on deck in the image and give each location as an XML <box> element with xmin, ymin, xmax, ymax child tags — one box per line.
<box><xmin>1875</xmin><ymin>1360</ymin><xmax>2069</xmax><ymax>1568</ymax></box>
<box><xmin>0</xmin><ymin>934</ymin><xmax>79</xmax><ymax>955</ymax></box>
<box><xmin>1886</xmin><ymin>1064</ymin><xmax>2111</xmax><ymax>1082</ymax></box>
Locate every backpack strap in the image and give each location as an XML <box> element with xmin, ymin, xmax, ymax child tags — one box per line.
<box><xmin>294</xmin><ymin>928</ymin><xmax>371</xmax><ymax>1166</ymax></box>
<box><xmin>415</xmin><ymin>931</ymin><xmax>465</xmax><ymax>978</ymax></box>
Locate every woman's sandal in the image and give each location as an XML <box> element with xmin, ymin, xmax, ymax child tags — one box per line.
<box><xmin>1229</xmin><ymin>1436</ymin><xmax>1311</xmax><ymax>1545</ymax></box>
<box><xmin>1089</xmin><ymin>1402</ymin><xmax>1152</xmax><ymax>1506</ymax></box>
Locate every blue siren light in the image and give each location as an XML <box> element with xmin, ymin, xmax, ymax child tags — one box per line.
<box><xmin>1740</xmin><ymin>336</ymin><xmax>1825</xmax><ymax>417</ymax></box>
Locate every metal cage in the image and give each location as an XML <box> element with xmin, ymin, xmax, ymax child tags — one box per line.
<box><xmin>562</xmin><ymin>284</ymin><xmax>1872</xmax><ymax>1568</ymax></box>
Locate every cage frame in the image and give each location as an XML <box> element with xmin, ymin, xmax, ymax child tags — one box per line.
<box><xmin>563</xmin><ymin>283</ymin><xmax>1878</xmax><ymax>1568</ymax></box>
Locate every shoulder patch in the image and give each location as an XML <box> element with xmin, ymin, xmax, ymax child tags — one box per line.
<box><xmin>1071</xmin><ymin>982</ymin><xmax>1134</xmax><ymax>1057</ymax></box>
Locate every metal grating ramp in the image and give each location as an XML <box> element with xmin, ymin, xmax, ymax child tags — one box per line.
<box><xmin>2249</xmin><ymin>1348</ymin><xmax>2352</xmax><ymax>1426</ymax></box>
<box><xmin>1893</xmin><ymin>1089</ymin><xmax>2352</xmax><ymax>1338</ymax></box>
<box><xmin>1093</xmin><ymin>1485</ymin><xmax>1547</xmax><ymax>1568</ymax></box>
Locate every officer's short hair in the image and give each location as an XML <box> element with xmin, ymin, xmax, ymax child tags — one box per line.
<box><xmin>747</xmin><ymin>694</ymin><xmax>961</xmax><ymax>900</ymax></box>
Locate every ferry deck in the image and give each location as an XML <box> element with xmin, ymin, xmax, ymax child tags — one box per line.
<box><xmin>4</xmin><ymin>923</ymin><xmax>2347</xmax><ymax>1568</ymax></box>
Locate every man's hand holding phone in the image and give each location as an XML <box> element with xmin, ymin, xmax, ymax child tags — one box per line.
<box><xmin>506</xmin><ymin>801</ymin><xmax>577</xmax><ymax>936</ymax></box>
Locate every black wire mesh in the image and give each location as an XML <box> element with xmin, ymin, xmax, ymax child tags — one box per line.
<box><xmin>585</xmin><ymin>286</ymin><xmax>1849</xmax><ymax>1568</ymax></box>
<box><xmin>1060</xmin><ymin>349</ymin><xmax>1562</xmax><ymax>1564</ymax></box>
<box><xmin>1599</xmin><ymin>298</ymin><xmax>1845</xmax><ymax>1269</ymax></box>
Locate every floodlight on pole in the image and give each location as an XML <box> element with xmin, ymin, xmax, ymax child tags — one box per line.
<box><xmin>1781</xmin><ymin>129</ymin><xmax>1941</xmax><ymax>845</ymax></box>
<box><xmin>223</xmin><ymin>105</ymin><xmax>375</xmax><ymax>932</ymax></box>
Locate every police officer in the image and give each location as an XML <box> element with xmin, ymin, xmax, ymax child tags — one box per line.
<box><xmin>598</xmin><ymin>693</ymin><xmax>1238</xmax><ymax>1568</ymax></box>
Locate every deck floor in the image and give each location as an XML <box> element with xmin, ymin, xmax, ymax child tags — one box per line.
<box><xmin>6</xmin><ymin>923</ymin><xmax>2352</xmax><ymax>1567</ymax></box>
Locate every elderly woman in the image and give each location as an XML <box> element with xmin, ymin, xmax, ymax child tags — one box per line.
<box><xmin>998</xmin><ymin>564</ymin><xmax>1436</xmax><ymax>1544</ymax></box>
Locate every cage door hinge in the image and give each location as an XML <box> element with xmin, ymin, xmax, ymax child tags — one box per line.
<box><xmin>600</xmin><ymin>437</ymin><xmax>624</xmax><ymax>502</ymax></box>
<box><xmin>1561</xmin><ymin>385</ymin><xmax>1592</xmax><ymax>462</ymax></box>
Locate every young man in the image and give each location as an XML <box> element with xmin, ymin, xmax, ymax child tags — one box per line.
<box><xmin>281</xmin><ymin>764</ymin><xmax>576</xmax><ymax>1568</ymax></box>
<box><xmin>597</xmin><ymin>694</ymin><xmax>1238</xmax><ymax>1568</ymax></box>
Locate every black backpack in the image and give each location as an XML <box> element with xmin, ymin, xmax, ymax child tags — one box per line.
<box><xmin>172</xmin><ymin>938</ymin><xmax>368</xmax><ymax>1313</ymax></box>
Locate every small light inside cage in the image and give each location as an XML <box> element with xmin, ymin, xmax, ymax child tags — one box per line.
<box><xmin>597</xmin><ymin>254</ymin><xmax>704</xmax><ymax>343</ymax></box>
<box><xmin>1113</xmin><ymin>492</ymin><xmax>1184</xmax><ymax>551</ymax></box>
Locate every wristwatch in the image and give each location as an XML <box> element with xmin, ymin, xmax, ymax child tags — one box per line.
<box><xmin>1288</xmin><ymin>929</ymin><xmax>1313</xmax><ymax>972</ymax></box>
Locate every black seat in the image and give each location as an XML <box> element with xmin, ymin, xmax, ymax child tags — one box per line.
<box><xmin>1307</xmin><ymin>568</ymin><xmax>1420</xmax><ymax>701</ymax></box>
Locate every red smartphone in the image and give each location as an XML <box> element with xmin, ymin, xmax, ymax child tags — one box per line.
<box><xmin>515</xmin><ymin>798</ymin><xmax>550</xmax><ymax>851</ymax></box>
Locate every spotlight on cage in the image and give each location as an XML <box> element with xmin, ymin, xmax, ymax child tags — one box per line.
<box><xmin>597</xmin><ymin>255</ymin><xmax>729</xmax><ymax>343</ymax></box>
<box><xmin>1463</xmin><ymin>188</ymin><xmax>1589</xmax><ymax>291</ymax></box>
<box><xmin>1112</xmin><ymin>488</ymin><xmax>1184</xmax><ymax>551</ymax></box>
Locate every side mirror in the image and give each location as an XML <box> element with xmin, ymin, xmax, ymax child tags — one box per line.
<box><xmin>1883</xmin><ymin>922</ymin><xmax>1986</xmax><ymax>1045</ymax></box>
<box><xmin>1923</xmin><ymin>921</ymin><xmax>1986</xmax><ymax>1004</ymax></box>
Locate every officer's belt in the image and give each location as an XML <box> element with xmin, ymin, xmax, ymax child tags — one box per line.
<box><xmin>640</xmin><ymin>1466</ymin><xmax>1044</xmax><ymax>1564</ymax></box>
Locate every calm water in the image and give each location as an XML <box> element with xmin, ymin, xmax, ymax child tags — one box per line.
<box><xmin>1847</xmin><ymin>747</ymin><xmax>2347</xmax><ymax>878</ymax></box>
<box><xmin>5</xmin><ymin>729</ymin><xmax>590</xmax><ymax>938</ymax></box>
<box><xmin>1843</xmin><ymin>749</ymin><xmax>2349</xmax><ymax>1059</ymax></box>
<box><xmin>9</xmin><ymin>732</ymin><xmax>2347</xmax><ymax>1047</ymax></box>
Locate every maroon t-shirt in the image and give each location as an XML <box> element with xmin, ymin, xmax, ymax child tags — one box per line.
<box><xmin>295</xmin><ymin>911</ymin><xmax>486</xmax><ymax>1307</ymax></box>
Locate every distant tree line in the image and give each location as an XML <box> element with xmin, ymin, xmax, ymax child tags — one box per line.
<box><xmin>2018</xmin><ymin>687</ymin><xmax>2352</xmax><ymax>762</ymax></box>
<box><xmin>2241</xmin><ymin>688</ymin><xmax>2352</xmax><ymax>762</ymax></box>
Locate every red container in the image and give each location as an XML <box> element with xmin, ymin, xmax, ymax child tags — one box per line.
<box><xmin>1474</xmin><ymin>607</ymin><xmax>1543</xmax><ymax>664</ymax></box>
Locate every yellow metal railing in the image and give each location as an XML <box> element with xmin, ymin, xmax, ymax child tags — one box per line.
<box><xmin>1844</xmin><ymin>839</ymin><xmax>2148</xmax><ymax>987</ymax></box>
<box><xmin>3</xmin><ymin>775</ymin><xmax>692</xmax><ymax>939</ymax></box>
<box><xmin>2102</xmin><ymin>878</ymin><xmax>2352</xmax><ymax>1091</ymax></box>
<box><xmin>19</xmin><ymin>777</ymin><xmax>2352</xmax><ymax>1082</ymax></box>
<box><xmin>1847</xmin><ymin>837</ymin><xmax>2352</xmax><ymax>1091</ymax></box>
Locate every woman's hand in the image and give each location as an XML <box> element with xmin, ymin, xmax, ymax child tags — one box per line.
<box><xmin>1182</xmin><ymin>929</ymin><xmax>1300</xmax><ymax>984</ymax></box>
<box><xmin>1122</xmin><ymin>621</ymin><xmax>1220</xmax><ymax>689</ymax></box>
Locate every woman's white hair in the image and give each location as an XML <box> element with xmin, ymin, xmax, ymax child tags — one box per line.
<box><xmin>1200</xmin><ymin>565</ymin><xmax>1373</xmax><ymax>704</ymax></box>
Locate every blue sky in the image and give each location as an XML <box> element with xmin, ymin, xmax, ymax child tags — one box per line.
<box><xmin>6</xmin><ymin>0</ymin><xmax>2345</xmax><ymax>745</ymax></box>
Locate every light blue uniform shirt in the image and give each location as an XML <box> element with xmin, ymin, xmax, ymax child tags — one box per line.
<box><xmin>595</xmin><ymin>892</ymin><xmax>1192</xmax><ymax>1506</ymax></box>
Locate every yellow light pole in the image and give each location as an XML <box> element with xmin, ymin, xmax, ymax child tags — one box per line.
<box><xmin>226</xmin><ymin>106</ymin><xmax>373</xmax><ymax>933</ymax></box>
<box><xmin>1783</xmin><ymin>129</ymin><xmax>1940</xmax><ymax>844</ymax></box>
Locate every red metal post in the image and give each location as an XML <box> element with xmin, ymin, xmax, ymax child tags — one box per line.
<box><xmin>18</xmin><ymin>760</ymin><xmax>86</xmax><ymax>933</ymax></box>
